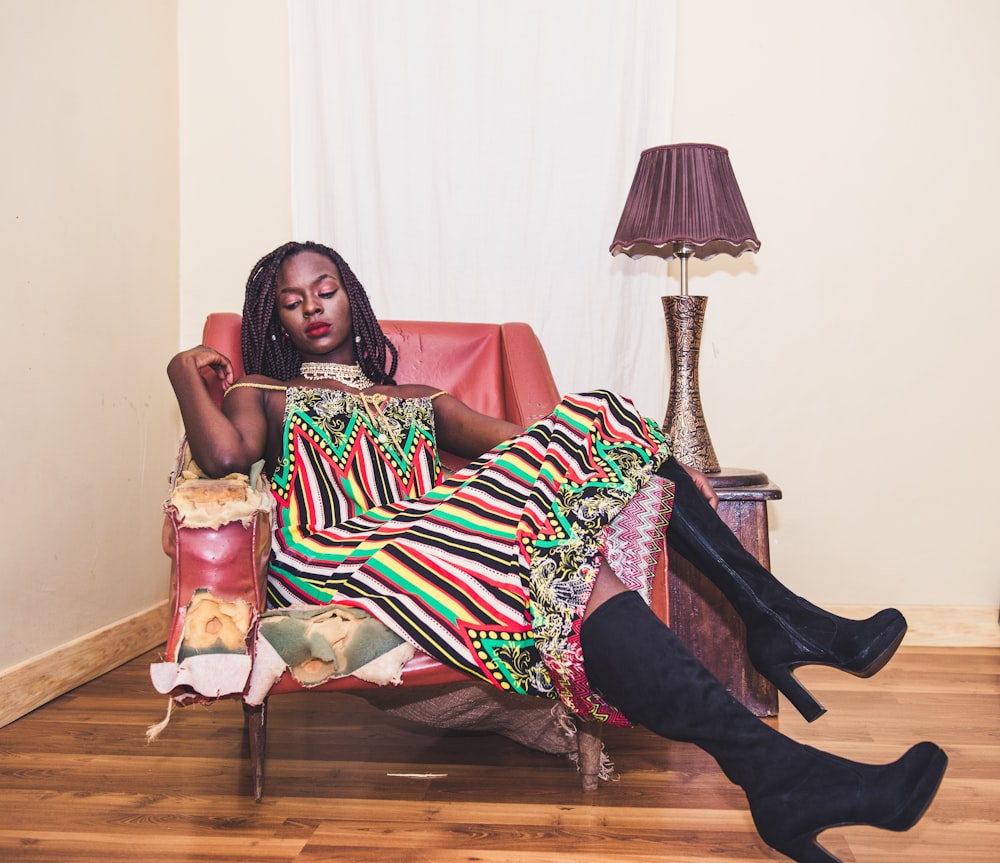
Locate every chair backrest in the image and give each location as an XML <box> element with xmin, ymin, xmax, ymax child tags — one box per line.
<box><xmin>201</xmin><ymin>313</ymin><xmax>561</xmax><ymax>426</ymax></box>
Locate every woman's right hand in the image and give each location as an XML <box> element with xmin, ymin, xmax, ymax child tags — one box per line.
<box><xmin>168</xmin><ymin>345</ymin><xmax>268</xmax><ymax>478</ymax></box>
<box><xmin>168</xmin><ymin>345</ymin><xmax>235</xmax><ymax>391</ymax></box>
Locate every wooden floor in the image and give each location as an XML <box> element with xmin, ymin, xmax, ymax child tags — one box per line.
<box><xmin>0</xmin><ymin>645</ymin><xmax>996</xmax><ymax>862</ymax></box>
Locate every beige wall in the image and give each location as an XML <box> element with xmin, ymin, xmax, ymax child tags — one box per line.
<box><xmin>671</xmin><ymin>0</ymin><xmax>1000</xmax><ymax>613</ymax></box>
<box><xmin>178</xmin><ymin>0</ymin><xmax>292</xmax><ymax>349</ymax></box>
<box><xmin>0</xmin><ymin>0</ymin><xmax>180</xmax><ymax>671</ymax></box>
<box><xmin>2</xmin><ymin>0</ymin><xmax>994</xmax><ymax>681</ymax></box>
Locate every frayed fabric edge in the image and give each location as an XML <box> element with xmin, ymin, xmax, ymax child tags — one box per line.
<box><xmin>145</xmin><ymin>697</ymin><xmax>174</xmax><ymax>744</ymax></box>
<box><xmin>552</xmin><ymin>703</ymin><xmax>618</xmax><ymax>782</ymax></box>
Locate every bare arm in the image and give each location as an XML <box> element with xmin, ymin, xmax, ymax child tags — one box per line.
<box><xmin>434</xmin><ymin>395</ymin><xmax>719</xmax><ymax>509</ymax></box>
<box><xmin>430</xmin><ymin>393</ymin><xmax>720</xmax><ymax>514</ymax></box>
<box><xmin>431</xmin><ymin>394</ymin><xmax>522</xmax><ymax>459</ymax></box>
<box><xmin>167</xmin><ymin>346</ymin><xmax>270</xmax><ymax>477</ymax></box>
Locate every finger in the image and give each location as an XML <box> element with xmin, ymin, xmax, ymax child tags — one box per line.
<box><xmin>215</xmin><ymin>360</ymin><xmax>234</xmax><ymax>386</ymax></box>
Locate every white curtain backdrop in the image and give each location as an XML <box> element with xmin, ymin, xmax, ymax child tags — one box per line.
<box><xmin>289</xmin><ymin>0</ymin><xmax>677</xmax><ymax>418</ymax></box>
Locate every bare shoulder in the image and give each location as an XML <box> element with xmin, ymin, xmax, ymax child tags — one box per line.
<box><xmin>387</xmin><ymin>385</ymin><xmax>479</xmax><ymax>424</ymax></box>
<box><xmin>223</xmin><ymin>374</ymin><xmax>287</xmax><ymax>418</ymax></box>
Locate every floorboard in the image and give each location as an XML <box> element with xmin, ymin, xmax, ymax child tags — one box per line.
<box><xmin>0</xmin><ymin>645</ymin><xmax>996</xmax><ymax>862</ymax></box>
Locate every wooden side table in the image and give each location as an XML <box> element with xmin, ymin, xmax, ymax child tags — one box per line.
<box><xmin>667</xmin><ymin>467</ymin><xmax>782</xmax><ymax>717</ymax></box>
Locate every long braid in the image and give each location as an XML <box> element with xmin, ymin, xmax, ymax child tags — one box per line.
<box><xmin>241</xmin><ymin>244</ymin><xmax>298</xmax><ymax>380</ymax></box>
<box><xmin>240</xmin><ymin>241</ymin><xmax>398</xmax><ymax>383</ymax></box>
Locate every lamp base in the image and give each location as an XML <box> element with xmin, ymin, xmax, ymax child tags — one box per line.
<box><xmin>662</xmin><ymin>294</ymin><xmax>720</xmax><ymax>473</ymax></box>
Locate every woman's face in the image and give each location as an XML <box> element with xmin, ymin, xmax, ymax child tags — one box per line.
<box><xmin>276</xmin><ymin>250</ymin><xmax>355</xmax><ymax>363</ymax></box>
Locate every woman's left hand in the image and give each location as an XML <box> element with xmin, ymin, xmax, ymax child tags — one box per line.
<box><xmin>681</xmin><ymin>462</ymin><xmax>719</xmax><ymax>510</ymax></box>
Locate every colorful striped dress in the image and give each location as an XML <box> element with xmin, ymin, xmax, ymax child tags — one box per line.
<box><xmin>265</xmin><ymin>386</ymin><xmax>673</xmax><ymax>723</ymax></box>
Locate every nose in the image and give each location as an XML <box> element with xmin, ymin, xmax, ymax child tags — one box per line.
<box><xmin>303</xmin><ymin>292</ymin><xmax>322</xmax><ymax>316</ymax></box>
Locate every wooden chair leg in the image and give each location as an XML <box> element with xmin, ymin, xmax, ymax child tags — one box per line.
<box><xmin>575</xmin><ymin>718</ymin><xmax>603</xmax><ymax>791</ymax></box>
<box><xmin>244</xmin><ymin>700</ymin><xmax>267</xmax><ymax>803</ymax></box>
<box><xmin>245</xmin><ymin>695</ymin><xmax>601</xmax><ymax>795</ymax></box>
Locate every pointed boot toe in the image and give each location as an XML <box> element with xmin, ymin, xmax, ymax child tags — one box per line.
<box><xmin>842</xmin><ymin>608</ymin><xmax>907</xmax><ymax>677</ymax></box>
<box><xmin>749</xmin><ymin>741</ymin><xmax>948</xmax><ymax>863</ymax></box>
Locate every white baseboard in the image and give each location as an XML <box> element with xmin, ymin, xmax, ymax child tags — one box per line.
<box><xmin>829</xmin><ymin>604</ymin><xmax>1000</xmax><ymax>648</ymax></box>
<box><xmin>0</xmin><ymin>601</ymin><xmax>169</xmax><ymax>729</ymax></box>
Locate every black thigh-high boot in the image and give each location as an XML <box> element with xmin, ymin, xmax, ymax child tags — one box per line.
<box><xmin>581</xmin><ymin>591</ymin><xmax>947</xmax><ymax>863</ymax></box>
<box><xmin>657</xmin><ymin>456</ymin><xmax>907</xmax><ymax>721</ymax></box>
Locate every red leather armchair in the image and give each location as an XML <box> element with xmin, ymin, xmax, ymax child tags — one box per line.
<box><xmin>154</xmin><ymin>315</ymin><xmax>669</xmax><ymax>800</ymax></box>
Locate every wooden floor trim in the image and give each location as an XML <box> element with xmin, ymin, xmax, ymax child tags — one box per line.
<box><xmin>0</xmin><ymin>601</ymin><xmax>168</xmax><ymax>729</ymax></box>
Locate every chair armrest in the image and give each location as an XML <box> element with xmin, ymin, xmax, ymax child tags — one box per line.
<box><xmin>499</xmin><ymin>322</ymin><xmax>561</xmax><ymax>426</ymax></box>
<box><xmin>159</xmin><ymin>443</ymin><xmax>273</xmax><ymax>664</ymax></box>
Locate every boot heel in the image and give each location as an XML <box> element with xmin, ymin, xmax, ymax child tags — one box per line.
<box><xmin>763</xmin><ymin>662</ymin><xmax>826</xmax><ymax>722</ymax></box>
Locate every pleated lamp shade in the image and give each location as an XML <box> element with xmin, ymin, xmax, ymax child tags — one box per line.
<box><xmin>610</xmin><ymin>143</ymin><xmax>760</xmax><ymax>261</ymax></box>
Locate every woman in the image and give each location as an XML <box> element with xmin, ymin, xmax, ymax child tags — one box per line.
<box><xmin>168</xmin><ymin>241</ymin><xmax>945</xmax><ymax>863</ymax></box>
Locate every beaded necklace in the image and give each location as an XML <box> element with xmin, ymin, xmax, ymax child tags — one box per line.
<box><xmin>299</xmin><ymin>362</ymin><xmax>375</xmax><ymax>390</ymax></box>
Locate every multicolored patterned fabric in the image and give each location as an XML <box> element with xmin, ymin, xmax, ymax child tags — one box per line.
<box><xmin>266</xmin><ymin>387</ymin><xmax>673</xmax><ymax>723</ymax></box>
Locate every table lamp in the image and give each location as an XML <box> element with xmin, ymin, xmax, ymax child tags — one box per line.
<box><xmin>610</xmin><ymin>143</ymin><xmax>760</xmax><ymax>472</ymax></box>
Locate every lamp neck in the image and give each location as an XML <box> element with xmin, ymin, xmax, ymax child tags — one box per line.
<box><xmin>678</xmin><ymin>252</ymin><xmax>691</xmax><ymax>296</ymax></box>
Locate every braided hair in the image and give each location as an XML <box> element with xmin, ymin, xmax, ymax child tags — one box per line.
<box><xmin>240</xmin><ymin>241</ymin><xmax>399</xmax><ymax>384</ymax></box>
